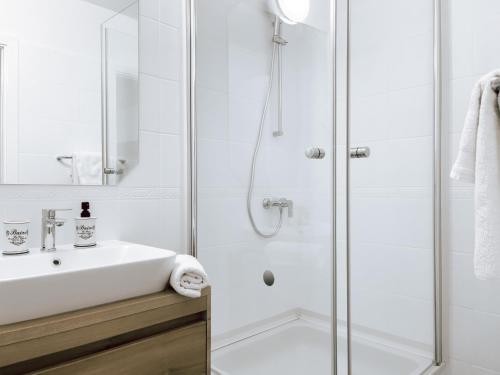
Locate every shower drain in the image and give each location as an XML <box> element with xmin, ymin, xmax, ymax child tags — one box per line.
<box><xmin>263</xmin><ymin>270</ymin><xmax>275</xmax><ymax>286</ymax></box>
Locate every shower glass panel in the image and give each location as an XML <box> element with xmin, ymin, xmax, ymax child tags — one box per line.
<box><xmin>345</xmin><ymin>0</ymin><xmax>436</xmax><ymax>373</ymax></box>
<box><xmin>194</xmin><ymin>0</ymin><xmax>334</xmax><ymax>373</ymax></box>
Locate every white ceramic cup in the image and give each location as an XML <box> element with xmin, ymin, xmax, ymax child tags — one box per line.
<box><xmin>3</xmin><ymin>220</ymin><xmax>30</xmax><ymax>255</ymax></box>
<box><xmin>74</xmin><ymin>217</ymin><xmax>97</xmax><ymax>248</ymax></box>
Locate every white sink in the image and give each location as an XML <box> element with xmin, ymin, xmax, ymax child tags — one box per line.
<box><xmin>0</xmin><ymin>240</ymin><xmax>176</xmax><ymax>325</ymax></box>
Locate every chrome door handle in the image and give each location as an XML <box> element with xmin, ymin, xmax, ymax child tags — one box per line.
<box><xmin>350</xmin><ymin>147</ymin><xmax>370</xmax><ymax>159</ymax></box>
<box><xmin>305</xmin><ymin>147</ymin><xmax>326</xmax><ymax>159</ymax></box>
<box><xmin>103</xmin><ymin>168</ymin><xmax>123</xmax><ymax>175</ymax></box>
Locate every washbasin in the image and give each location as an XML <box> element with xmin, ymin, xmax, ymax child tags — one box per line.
<box><xmin>0</xmin><ymin>240</ymin><xmax>176</xmax><ymax>325</ymax></box>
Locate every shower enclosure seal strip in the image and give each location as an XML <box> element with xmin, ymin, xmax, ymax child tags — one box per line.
<box><xmin>433</xmin><ymin>0</ymin><xmax>444</xmax><ymax>367</ymax></box>
<box><xmin>187</xmin><ymin>0</ymin><xmax>197</xmax><ymax>258</ymax></box>
<box><xmin>346</xmin><ymin>0</ymin><xmax>353</xmax><ymax>372</ymax></box>
<box><xmin>331</xmin><ymin>0</ymin><xmax>338</xmax><ymax>373</ymax></box>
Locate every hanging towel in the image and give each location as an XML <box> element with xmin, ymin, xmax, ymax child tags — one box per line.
<box><xmin>169</xmin><ymin>255</ymin><xmax>209</xmax><ymax>298</ymax></box>
<box><xmin>450</xmin><ymin>70</ymin><xmax>500</xmax><ymax>280</ymax></box>
<box><xmin>72</xmin><ymin>152</ymin><xmax>102</xmax><ymax>185</ymax></box>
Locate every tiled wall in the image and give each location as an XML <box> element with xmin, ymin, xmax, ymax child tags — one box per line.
<box><xmin>0</xmin><ymin>0</ymin><xmax>187</xmax><ymax>254</ymax></box>
<box><xmin>443</xmin><ymin>0</ymin><xmax>500</xmax><ymax>373</ymax></box>
<box><xmin>195</xmin><ymin>0</ymin><xmax>334</xmax><ymax>339</ymax></box>
<box><xmin>342</xmin><ymin>0</ymin><xmax>436</xmax><ymax>351</ymax></box>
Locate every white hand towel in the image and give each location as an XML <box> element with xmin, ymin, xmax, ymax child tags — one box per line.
<box><xmin>450</xmin><ymin>70</ymin><xmax>500</xmax><ymax>280</ymax></box>
<box><xmin>73</xmin><ymin>152</ymin><xmax>102</xmax><ymax>185</ymax></box>
<box><xmin>169</xmin><ymin>255</ymin><xmax>209</xmax><ymax>298</ymax></box>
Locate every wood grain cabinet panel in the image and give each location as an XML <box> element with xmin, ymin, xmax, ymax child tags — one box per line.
<box><xmin>34</xmin><ymin>322</ymin><xmax>207</xmax><ymax>375</ymax></box>
<box><xmin>0</xmin><ymin>289</ymin><xmax>210</xmax><ymax>375</ymax></box>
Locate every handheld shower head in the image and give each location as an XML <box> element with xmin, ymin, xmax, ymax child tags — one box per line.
<box><xmin>268</xmin><ymin>0</ymin><xmax>310</xmax><ymax>25</ymax></box>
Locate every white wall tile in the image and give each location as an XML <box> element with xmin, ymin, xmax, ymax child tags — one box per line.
<box><xmin>227</xmin><ymin>2</ymin><xmax>272</xmax><ymax>53</ymax></box>
<box><xmin>158</xmin><ymin>198</ymin><xmax>185</xmax><ymax>252</ymax></box>
<box><xmin>447</xmin><ymin>195</ymin><xmax>474</xmax><ymax>253</ymax></box>
<box><xmin>198</xmin><ymin>139</ymin><xmax>231</xmax><ymax>188</ymax></box>
<box><xmin>350</xmin><ymin>137</ymin><xmax>434</xmax><ymax>188</ymax></box>
<box><xmin>140</xmin><ymin>15</ymin><xmax>181</xmax><ymax>80</ymax></box>
<box><xmin>159</xmin><ymin>78</ymin><xmax>182</xmax><ymax>134</ymax></box>
<box><xmin>227</xmin><ymin>95</ymin><xmax>278</xmax><ymax>144</ymax></box>
<box><xmin>449</xmin><ymin>306</ymin><xmax>500</xmax><ymax>371</ymax></box>
<box><xmin>158</xmin><ymin>23</ymin><xmax>181</xmax><ymax>80</ymax></box>
<box><xmin>471</xmin><ymin>11</ymin><xmax>500</xmax><ymax>76</ymax></box>
<box><xmin>450</xmin><ymin>252</ymin><xmax>500</xmax><ymax>316</ymax></box>
<box><xmin>198</xmin><ymin>195</ymin><xmax>251</xmax><ymax>248</ymax></box>
<box><xmin>140</xmin><ymin>74</ymin><xmax>181</xmax><ymax>134</ymax></box>
<box><xmin>448</xmin><ymin>77</ymin><xmax>478</xmax><ymax>134</ymax></box>
<box><xmin>197</xmin><ymin>87</ymin><xmax>228</xmax><ymax>140</ymax></box>
<box><xmin>159</xmin><ymin>0</ymin><xmax>182</xmax><ymax>28</ymax></box>
<box><xmin>139</xmin><ymin>15</ymin><xmax>160</xmax><ymax>76</ymax></box>
<box><xmin>351</xmin><ymin>243</ymin><xmax>434</xmax><ymax>301</ymax></box>
<box><xmin>228</xmin><ymin>45</ymin><xmax>271</xmax><ymax>101</ymax></box>
<box><xmin>228</xmin><ymin>141</ymin><xmax>257</xmax><ymax>188</ymax></box>
<box><xmin>350</xmin><ymin>85</ymin><xmax>434</xmax><ymax>143</ymax></box>
<box><xmin>159</xmin><ymin>134</ymin><xmax>182</xmax><ymax>187</ymax></box>
<box><xmin>140</xmin><ymin>73</ymin><xmax>162</xmax><ymax>132</ymax></box>
<box><xmin>196</xmin><ymin>40</ymin><xmax>228</xmax><ymax>92</ymax></box>
<box><xmin>350</xmin><ymin>0</ymin><xmax>433</xmax><ymax>41</ymax></box>
<box><xmin>351</xmin><ymin>30</ymin><xmax>433</xmax><ymax>96</ymax></box>
<box><xmin>119</xmin><ymin>198</ymin><xmax>162</xmax><ymax>247</ymax></box>
<box><xmin>140</xmin><ymin>0</ymin><xmax>159</xmax><ymax>20</ymax></box>
<box><xmin>351</xmin><ymin>191</ymin><xmax>433</xmax><ymax>249</ymax></box>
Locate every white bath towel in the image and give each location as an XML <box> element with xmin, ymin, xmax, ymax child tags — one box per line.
<box><xmin>169</xmin><ymin>255</ymin><xmax>209</xmax><ymax>298</ymax></box>
<box><xmin>450</xmin><ymin>70</ymin><xmax>500</xmax><ymax>280</ymax></box>
<box><xmin>72</xmin><ymin>152</ymin><xmax>102</xmax><ymax>185</ymax></box>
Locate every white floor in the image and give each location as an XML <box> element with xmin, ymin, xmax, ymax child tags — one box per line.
<box><xmin>211</xmin><ymin>313</ymin><xmax>433</xmax><ymax>375</ymax></box>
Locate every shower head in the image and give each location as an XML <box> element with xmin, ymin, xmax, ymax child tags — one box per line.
<box><xmin>268</xmin><ymin>0</ymin><xmax>310</xmax><ymax>25</ymax></box>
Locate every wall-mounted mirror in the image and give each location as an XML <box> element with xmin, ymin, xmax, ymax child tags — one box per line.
<box><xmin>0</xmin><ymin>0</ymin><xmax>139</xmax><ymax>185</ymax></box>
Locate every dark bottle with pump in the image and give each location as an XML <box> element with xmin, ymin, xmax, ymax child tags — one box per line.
<box><xmin>74</xmin><ymin>202</ymin><xmax>96</xmax><ymax>248</ymax></box>
<box><xmin>81</xmin><ymin>202</ymin><xmax>91</xmax><ymax>218</ymax></box>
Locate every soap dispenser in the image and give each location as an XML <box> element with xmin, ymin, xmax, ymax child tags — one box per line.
<box><xmin>74</xmin><ymin>202</ymin><xmax>97</xmax><ymax>248</ymax></box>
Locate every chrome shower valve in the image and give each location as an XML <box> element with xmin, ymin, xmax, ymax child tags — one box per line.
<box><xmin>263</xmin><ymin>198</ymin><xmax>293</xmax><ymax>218</ymax></box>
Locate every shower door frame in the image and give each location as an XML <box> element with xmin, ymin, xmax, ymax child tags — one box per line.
<box><xmin>185</xmin><ymin>0</ymin><xmax>444</xmax><ymax>373</ymax></box>
<box><xmin>343</xmin><ymin>0</ymin><xmax>444</xmax><ymax>373</ymax></box>
<box><xmin>186</xmin><ymin>0</ymin><xmax>339</xmax><ymax>370</ymax></box>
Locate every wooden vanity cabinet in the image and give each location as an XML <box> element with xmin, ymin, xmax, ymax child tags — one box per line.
<box><xmin>0</xmin><ymin>288</ymin><xmax>210</xmax><ymax>375</ymax></box>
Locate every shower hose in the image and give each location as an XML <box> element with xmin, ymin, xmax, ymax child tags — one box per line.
<box><xmin>246</xmin><ymin>38</ymin><xmax>284</xmax><ymax>238</ymax></box>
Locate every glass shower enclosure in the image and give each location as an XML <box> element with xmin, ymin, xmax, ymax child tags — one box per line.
<box><xmin>190</xmin><ymin>0</ymin><xmax>443</xmax><ymax>373</ymax></box>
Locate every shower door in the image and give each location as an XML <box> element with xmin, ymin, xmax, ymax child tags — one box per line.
<box><xmin>193</xmin><ymin>0</ymin><xmax>335</xmax><ymax>373</ymax></box>
<box><xmin>342</xmin><ymin>0</ymin><xmax>438</xmax><ymax>373</ymax></box>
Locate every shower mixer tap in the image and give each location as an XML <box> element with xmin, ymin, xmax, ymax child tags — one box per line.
<box><xmin>262</xmin><ymin>198</ymin><xmax>293</xmax><ymax>218</ymax></box>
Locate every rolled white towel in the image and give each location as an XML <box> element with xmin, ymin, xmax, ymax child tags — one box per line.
<box><xmin>169</xmin><ymin>255</ymin><xmax>209</xmax><ymax>298</ymax></box>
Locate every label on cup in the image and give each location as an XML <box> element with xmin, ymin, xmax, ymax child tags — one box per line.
<box><xmin>74</xmin><ymin>218</ymin><xmax>97</xmax><ymax>247</ymax></box>
<box><xmin>3</xmin><ymin>221</ymin><xmax>30</xmax><ymax>254</ymax></box>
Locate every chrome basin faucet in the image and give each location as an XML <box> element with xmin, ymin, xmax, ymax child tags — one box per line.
<box><xmin>41</xmin><ymin>209</ymin><xmax>71</xmax><ymax>251</ymax></box>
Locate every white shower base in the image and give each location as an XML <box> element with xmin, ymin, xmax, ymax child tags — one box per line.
<box><xmin>211</xmin><ymin>312</ymin><xmax>433</xmax><ymax>375</ymax></box>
